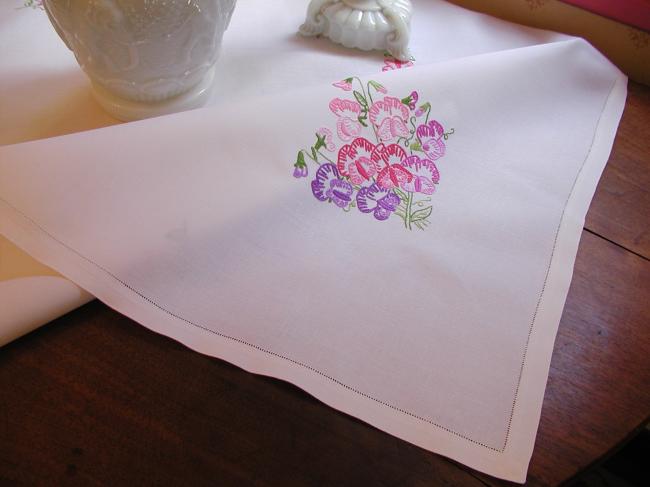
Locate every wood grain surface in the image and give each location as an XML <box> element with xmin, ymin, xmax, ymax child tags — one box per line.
<box><xmin>0</xmin><ymin>83</ymin><xmax>648</xmax><ymax>486</ymax></box>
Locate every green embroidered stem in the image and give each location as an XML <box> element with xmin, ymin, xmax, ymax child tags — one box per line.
<box><xmin>366</xmin><ymin>81</ymin><xmax>374</xmax><ymax>105</ymax></box>
<box><xmin>353</xmin><ymin>77</ymin><xmax>382</xmax><ymax>144</ymax></box>
<box><xmin>302</xmin><ymin>148</ymin><xmax>319</xmax><ymax>165</ymax></box>
<box><xmin>401</xmin><ymin>115</ymin><xmax>419</xmax><ymax>150</ymax></box>
<box><xmin>404</xmin><ymin>191</ymin><xmax>413</xmax><ymax>230</ymax></box>
<box><xmin>317</xmin><ymin>149</ymin><xmax>335</xmax><ymax>165</ymax></box>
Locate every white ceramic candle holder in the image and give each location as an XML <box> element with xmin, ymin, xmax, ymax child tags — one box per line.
<box><xmin>299</xmin><ymin>0</ymin><xmax>413</xmax><ymax>61</ymax></box>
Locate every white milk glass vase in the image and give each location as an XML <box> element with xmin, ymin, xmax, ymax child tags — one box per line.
<box><xmin>44</xmin><ymin>0</ymin><xmax>237</xmax><ymax>121</ymax></box>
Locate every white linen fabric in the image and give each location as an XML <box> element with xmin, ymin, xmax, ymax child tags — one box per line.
<box><xmin>0</xmin><ymin>0</ymin><xmax>626</xmax><ymax>482</ymax></box>
<box><xmin>0</xmin><ymin>0</ymin><xmax>585</xmax><ymax>340</ymax></box>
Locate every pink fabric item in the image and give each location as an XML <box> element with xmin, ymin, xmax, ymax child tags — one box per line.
<box><xmin>559</xmin><ymin>0</ymin><xmax>650</xmax><ymax>31</ymax></box>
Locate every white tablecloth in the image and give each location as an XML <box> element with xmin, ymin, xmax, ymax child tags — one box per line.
<box><xmin>0</xmin><ymin>0</ymin><xmax>626</xmax><ymax>482</ymax></box>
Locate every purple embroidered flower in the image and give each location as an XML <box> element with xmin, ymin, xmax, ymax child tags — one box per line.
<box><xmin>311</xmin><ymin>163</ymin><xmax>353</xmax><ymax>208</ymax></box>
<box><xmin>357</xmin><ymin>183</ymin><xmax>401</xmax><ymax>221</ymax></box>
<box><xmin>293</xmin><ymin>165</ymin><xmax>308</xmax><ymax>178</ymax></box>
<box><xmin>293</xmin><ymin>151</ymin><xmax>308</xmax><ymax>178</ymax></box>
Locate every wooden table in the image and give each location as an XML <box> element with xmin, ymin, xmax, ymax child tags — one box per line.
<box><xmin>1</xmin><ymin>82</ymin><xmax>648</xmax><ymax>487</ymax></box>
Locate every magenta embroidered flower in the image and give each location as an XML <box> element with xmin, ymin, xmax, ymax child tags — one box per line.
<box><xmin>337</xmin><ymin>137</ymin><xmax>379</xmax><ymax>185</ymax></box>
<box><xmin>382</xmin><ymin>58</ymin><xmax>414</xmax><ymax>72</ymax></box>
<box><xmin>371</xmin><ymin>143</ymin><xmax>413</xmax><ymax>190</ymax></box>
<box><xmin>316</xmin><ymin>127</ymin><xmax>336</xmax><ymax>152</ymax></box>
<box><xmin>357</xmin><ymin>183</ymin><xmax>401</xmax><ymax>221</ymax></box>
<box><xmin>369</xmin><ymin>97</ymin><xmax>410</xmax><ymax>142</ymax></box>
<box><xmin>416</xmin><ymin>120</ymin><xmax>446</xmax><ymax>161</ymax></box>
<box><xmin>311</xmin><ymin>163</ymin><xmax>354</xmax><ymax>208</ymax></box>
<box><xmin>401</xmin><ymin>155</ymin><xmax>439</xmax><ymax>194</ymax></box>
<box><xmin>401</xmin><ymin>91</ymin><xmax>419</xmax><ymax>110</ymax></box>
<box><xmin>329</xmin><ymin>98</ymin><xmax>363</xmax><ymax>142</ymax></box>
<box><xmin>333</xmin><ymin>78</ymin><xmax>353</xmax><ymax>91</ymax></box>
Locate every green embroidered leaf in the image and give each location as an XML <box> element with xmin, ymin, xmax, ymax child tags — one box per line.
<box><xmin>314</xmin><ymin>133</ymin><xmax>326</xmax><ymax>151</ymax></box>
<box><xmin>295</xmin><ymin>150</ymin><xmax>306</xmax><ymax>168</ymax></box>
<box><xmin>410</xmin><ymin>206</ymin><xmax>432</xmax><ymax>222</ymax></box>
<box><xmin>400</xmin><ymin>96</ymin><xmax>412</xmax><ymax>106</ymax></box>
<box><xmin>410</xmin><ymin>141</ymin><xmax>423</xmax><ymax>152</ymax></box>
<box><xmin>353</xmin><ymin>90</ymin><xmax>368</xmax><ymax>107</ymax></box>
<box><xmin>344</xmin><ymin>77</ymin><xmax>354</xmax><ymax>84</ymax></box>
<box><xmin>358</xmin><ymin>116</ymin><xmax>368</xmax><ymax>127</ymax></box>
<box><xmin>311</xmin><ymin>147</ymin><xmax>318</xmax><ymax>162</ymax></box>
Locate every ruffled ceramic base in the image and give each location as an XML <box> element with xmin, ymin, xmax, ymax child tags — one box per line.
<box><xmin>91</xmin><ymin>65</ymin><xmax>216</xmax><ymax>122</ymax></box>
<box><xmin>300</xmin><ymin>0</ymin><xmax>412</xmax><ymax>61</ymax></box>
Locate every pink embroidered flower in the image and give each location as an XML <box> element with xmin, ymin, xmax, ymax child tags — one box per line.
<box><xmin>416</xmin><ymin>120</ymin><xmax>446</xmax><ymax>161</ymax></box>
<box><xmin>368</xmin><ymin>80</ymin><xmax>387</xmax><ymax>94</ymax></box>
<box><xmin>316</xmin><ymin>127</ymin><xmax>336</xmax><ymax>151</ymax></box>
<box><xmin>401</xmin><ymin>155</ymin><xmax>439</xmax><ymax>194</ymax></box>
<box><xmin>382</xmin><ymin>58</ymin><xmax>414</xmax><ymax>71</ymax></box>
<box><xmin>369</xmin><ymin>97</ymin><xmax>410</xmax><ymax>142</ymax></box>
<box><xmin>371</xmin><ymin>143</ymin><xmax>413</xmax><ymax>190</ymax></box>
<box><xmin>333</xmin><ymin>78</ymin><xmax>353</xmax><ymax>91</ymax></box>
<box><xmin>337</xmin><ymin>137</ymin><xmax>379</xmax><ymax>185</ymax></box>
<box><xmin>329</xmin><ymin>98</ymin><xmax>363</xmax><ymax>142</ymax></box>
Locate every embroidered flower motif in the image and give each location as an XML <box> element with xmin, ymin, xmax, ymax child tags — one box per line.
<box><xmin>330</xmin><ymin>98</ymin><xmax>362</xmax><ymax>142</ymax></box>
<box><xmin>333</xmin><ymin>78</ymin><xmax>353</xmax><ymax>91</ymax></box>
<box><xmin>294</xmin><ymin>74</ymin><xmax>453</xmax><ymax>231</ymax></box>
<box><xmin>293</xmin><ymin>165</ymin><xmax>308</xmax><ymax>178</ymax></box>
<box><xmin>337</xmin><ymin>137</ymin><xmax>379</xmax><ymax>185</ymax></box>
<box><xmin>382</xmin><ymin>58</ymin><xmax>414</xmax><ymax>71</ymax></box>
<box><xmin>293</xmin><ymin>151</ymin><xmax>308</xmax><ymax>178</ymax></box>
<box><xmin>369</xmin><ymin>97</ymin><xmax>410</xmax><ymax>142</ymax></box>
<box><xmin>371</xmin><ymin>143</ymin><xmax>413</xmax><ymax>190</ymax></box>
<box><xmin>401</xmin><ymin>155</ymin><xmax>439</xmax><ymax>194</ymax></box>
<box><xmin>401</xmin><ymin>91</ymin><xmax>419</xmax><ymax>110</ymax></box>
<box><xmin>416</xmin><ymin>120</ymin><xmax>446</xmax><ymax>161</ymax></box>
<box><xmin>368</xmin><ymin>80</ymin><xmax>387</xmax><ymax>94</ymax></box>
<box><xmin>316</xmin><ymin>127</ymin><xmax>336</xmax><ymax>152</ymax></box>
<box><xmin>357</xmin><ymin>183</ymin><xmax>401</xmax><ymax>221</ymax></box>
<box><xmin>311</xmin><ymin>163</ymin><xmax>353</xmax><ymax>208</ymax></box>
